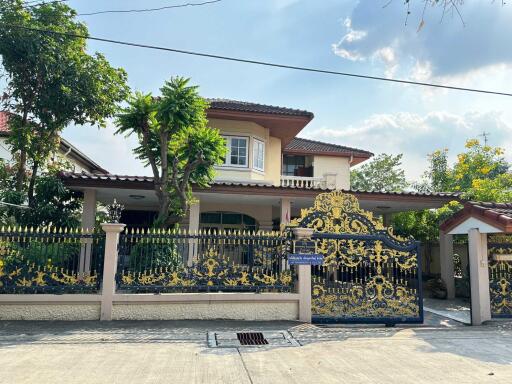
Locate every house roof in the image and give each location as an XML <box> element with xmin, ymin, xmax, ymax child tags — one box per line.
<box><xmin>206</xmin><ymin>99</ymin><xmax>314</xmax><ymax>148</ymax></box>
<box><xmin>284</xmin><ymin>137</ymin><xmax>373</xmax><ymax>164</ymax></box>
<box><xmin>440</xmin><ymin>201</ymin><xmax>512</xmax><ymax>234</ymax></box>
<box><xmin>0</xmin><ymin>111</ymin><xmax>107</xmax><ymax>173</ymax></box>
<box><xmin>207</xmin><ymin>99</ymin><xmax>314</xmax><ymax>118</ymax></box>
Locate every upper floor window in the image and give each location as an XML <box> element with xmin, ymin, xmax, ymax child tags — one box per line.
<box><xmin>283</xmin><ymin>155</ymin><xmax>313</xmax><ymax>176</ymax></box>
<box><xmin>253</xmin><ymin>139</ymin><xmax>265</xmax><ymax>171</ymax></box>
<box><xmin>223</xmin><ymin>136</ymin><xmax>248</xmax><ymax>167</ymax></box>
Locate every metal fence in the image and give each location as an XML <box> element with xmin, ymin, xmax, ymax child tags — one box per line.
<box><xmin>0</xmin><ymin>227</ymin><xmax>105</xmax><ymax>294</ymax></box>
<box><xmin>116</xmin><ymin>228</ymin><xmax>295</xmax><ymax>293</ymax></box>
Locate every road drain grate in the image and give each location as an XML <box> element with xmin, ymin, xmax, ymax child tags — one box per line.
<box><xmin>236</xmin><ymin>332</ymin><xmax>269</xmax><ymax>346</ymax></box>
<box><xmin>207</xmin><ymin>331</ymin><xmax>300</xmax><ymax>348</ymax></box>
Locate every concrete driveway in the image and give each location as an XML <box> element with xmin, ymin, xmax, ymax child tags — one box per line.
<box><xmin>1</xmin><ymin>316</ymin><xmax>511</xmax><ymax>384</ymax></box>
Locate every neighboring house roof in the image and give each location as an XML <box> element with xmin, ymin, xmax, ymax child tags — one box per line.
<box><xmin>284</xmin><ymin>137</ymin><xmax>373</xmax><ymax>165</ymax></box>
<box><xmin>0</xmin><ymin>111</ymin><xmax>107</xmax><ymax>174</ymax></box>
<box><xmin>60</xmin><ymin>171</ymin><xmax>461</xmax><ymax>202</ymax></box>
<box><xmin>440</xmin><ymin>201</ymin><xmax>512</xmax><ymax>234</ymax></box>
<box><xmin>207</xmin><ymin>99</ymin><xmax>314</xmax><ymax>118</ymax></box>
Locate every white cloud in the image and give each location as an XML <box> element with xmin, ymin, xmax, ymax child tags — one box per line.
<box><xmin>331</xmin><ymin>18</ymin><xmax>368</xmax><ymax>62</ymax></box>
<box><xmin>307</xmin><ymin>110</ymin><xmax>512</xmax><ymax>181</ymax></box>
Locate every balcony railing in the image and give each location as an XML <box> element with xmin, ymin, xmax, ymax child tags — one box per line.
<box><xmin>280</xmin><ymin>175</ymin><xmax>326</xmax><ymax>189</ymax></box>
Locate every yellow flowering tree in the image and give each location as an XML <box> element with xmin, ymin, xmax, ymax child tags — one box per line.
<box><xmin>453</xmin><ymin>139</ymin><xmax>511</xmax><ymax>201</ymax></box>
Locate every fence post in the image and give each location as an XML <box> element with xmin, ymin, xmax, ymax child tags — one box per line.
<box><xmin>100</xmin><ymin>223</ymin><xmax>126</xmax><ymax>321</ymax></box>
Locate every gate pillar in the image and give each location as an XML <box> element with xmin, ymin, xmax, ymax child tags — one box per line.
<box><xmin>298</xmin><ymin>265</ymin><xmax>312</xmax><ymax>323</ymax></box>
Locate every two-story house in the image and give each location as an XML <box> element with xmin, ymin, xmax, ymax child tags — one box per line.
<box><xmin>58</xmin><ymin>99</ymin><xmax>458</xmax><ymax>232</ymax></box>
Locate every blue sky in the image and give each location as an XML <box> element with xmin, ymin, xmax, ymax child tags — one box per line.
<box><xmin>59</xmin><ymin>0</ymin><xmax>512</xmax><ymax>180</ymax></box>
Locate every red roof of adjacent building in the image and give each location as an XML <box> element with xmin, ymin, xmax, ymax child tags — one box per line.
<box><xmin>0</xmin><ymin>112</ymin><xmax>9</xmax><ymax>133</ymax></box>
<box><xmin>440</xmin><ymin>201</ymin><xmax>512</xmax><ymax>234</ymax></box>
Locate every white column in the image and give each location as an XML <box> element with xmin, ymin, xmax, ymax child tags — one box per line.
<box><xmin>440</xmin><ymin>230</ymin><xmax>455</xmax><ymax>299</ymax></box>
<box><xmin>100</xmin><ymin>223</ymin><xmax>126</xmax><ymax>321</ymax></box>
<box><xmin>81</xmin><ymin>189</ymin><xmax>97</xmax><ymax>229</ymax></box>
<box><xmin>79</xmin><ymin>189</ymin><xmax>97</xmax><ymax>276</ymax></box>
<box><xmin>468</xmin><ymin>228</ymin><xmax>492</xmax><ymax>325</ymax></box>
<box><xmin>280</xmin><ymin>198</ymin><xmax>291</xmax><ymax>228</ymax></box>
<box><xmin>188</xmin><ymin>200</ymin><xmax>200</xmax><ymax>266</ymax></box>
<box><xmin>298</xmin><ymin>264</ymin><xmax>312</xmax><ymax>323</ymax></box>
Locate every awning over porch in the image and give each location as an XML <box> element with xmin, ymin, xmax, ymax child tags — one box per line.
<box><xmin>59</xmin><ymin>171</ymin><xmax>461</xmax><ymax>215</ymax></box>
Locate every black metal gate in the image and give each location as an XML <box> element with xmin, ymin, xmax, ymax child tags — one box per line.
<box><xmin>290</xmin><ymin>191</ymin><xmax>423</xmax><ymax>324</ymax></box>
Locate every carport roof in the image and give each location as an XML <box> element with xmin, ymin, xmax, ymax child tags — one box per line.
<box><xmin>59</xmin><ymin>171</ymin><xmax>461</xmax><ymax>211</ymax></box>
<box><xmin>441</xmin><ymin>201</ymin><xmax>512</xmax><ymax>234</ymax></box>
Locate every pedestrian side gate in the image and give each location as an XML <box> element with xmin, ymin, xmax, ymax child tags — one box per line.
<box><xmin>290</xmin><ymin>191</ymin><xmax>423</xmax><ymax>324</ymax></box>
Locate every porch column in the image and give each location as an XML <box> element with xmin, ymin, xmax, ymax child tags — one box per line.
<box><xmin>468</xmin><ymin>228</ymin><xmax>491</xmax><ymax>325</ymax></box>
<box><xmin>81</xmin><ymin>189</ymin><xmax>97</xmax><ymax>229</ymax></box>
<box><xmin>79</xmin><ymin>189</ymin><xmax>97</xmax><ymax>276</ymax></box>
<box><xmin>439</xmin><ymin>229</ymin><xmax>455</xmax><ymax>299</ymax></box>
<box><xmin>280</xmin><ymin>198</ymin><xmax>291</xmax><ymax>228</ymax></box>
<box><xmin>188</xmin><ymin>200</ymin><xmax>200</xmax><ymax>266</ymax></box>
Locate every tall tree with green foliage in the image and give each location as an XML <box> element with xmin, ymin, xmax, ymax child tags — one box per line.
<box><xmin>116</xmin><ymin>77</ymin><xmax>226</xmax><ymax>228</ymax></box>
<box><xmin>351</xmin><ymin>153</ymin><xmax>408</xmax><ymax>192</ymax></box>
<box><xmin>0</xmin><ymin>0</ymin><xmax>129</xmax><ymax>202</ymax></box>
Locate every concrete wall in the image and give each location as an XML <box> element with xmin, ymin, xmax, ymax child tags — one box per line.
<box><xmin>313</xmin><ymin>156</ymin><xmax>350</xmax><ymax>189</ymax></box>
<box><xmin>112</xmin><ymin>302</ymin><xmax>298</xmax><ymax>321</ymax></box>
<box><xmin>0</xmin><ymin>294</ymin><xmax>300</xmax><ymax>321</ymax></box>
<box><xmin>210</xmin><ymin>118</ymin><xmax>282</xmax><ymax>186</ymax></box>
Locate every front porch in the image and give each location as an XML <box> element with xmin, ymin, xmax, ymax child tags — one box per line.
<box><xmin>61</xmin><ymin>171</ymin><xmax>460</xmax><ymax>233</ymax></box>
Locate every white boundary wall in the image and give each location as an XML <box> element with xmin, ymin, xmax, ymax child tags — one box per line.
<box><xmin>0</xmin><ymin>293</ymin><xmax>300</xmax><ymax>321</ymax></box>
<box><xmin>0</xmin><ymin>223</ymin><xmax>308</xmax><ymax>322</ymax></box>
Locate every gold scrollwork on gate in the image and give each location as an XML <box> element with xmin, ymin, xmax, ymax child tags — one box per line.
<box><xmin>488</xmin><ymin>243</ymin><xmax>512</xmax><ymax>317</ymax></box>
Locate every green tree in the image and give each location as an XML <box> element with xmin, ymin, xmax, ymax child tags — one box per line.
<box><xmin>0</xmin><ymin>159</ymin><xmax>81</xmax><ymax>227</ymax></box>
<box><xmin>393</xmin><ymin>138</ymin><xmax>511</xmax><ymax>246</ymax></box>
<box><xmin>350</xmin><ymin>153</ymin><xmax>408</xmax><ymax>192</ymax></box>
<box><xmin>0</xmin><ymin>0</ymin><xmax>128</xmax><ymax>201</ymax></box>
<box><xmin>116</xmin><ymin>77</ymin><xmax>226</xmax><ymax>228</ymax></box>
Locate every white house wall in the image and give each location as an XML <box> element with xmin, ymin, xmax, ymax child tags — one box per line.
<box><xmin>313</xmin><ymin>155</ymin><xmax>351</xmax><ymax>189</ymax></box>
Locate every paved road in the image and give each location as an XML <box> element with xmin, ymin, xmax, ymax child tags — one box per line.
<box><xmin>1</xmin><ymin>318</ymin><xmax>512</xmax><ymax>384</ymax></box>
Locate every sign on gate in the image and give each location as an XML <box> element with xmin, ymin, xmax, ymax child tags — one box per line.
<box><xmin>288</xmin><ymin>239</ymin><xmax>324</xmax><ymax>265</ymax></box>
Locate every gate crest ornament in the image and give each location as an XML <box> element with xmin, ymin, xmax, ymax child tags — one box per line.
<box><xmin>290</xmin><ymin>190</ymin><xmax>422</xmax><ymax>324</ymax></box>
<box><xmin>290</xmin><ymin>190</ymin><xmax>412</xmax><ymax>244</ymax></box>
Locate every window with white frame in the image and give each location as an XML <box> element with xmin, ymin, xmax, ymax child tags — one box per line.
<box><xmin>222</xmin><ymin>136</ymin><xmax>248</xmax><ymax>167</ymax></box>
<box><xmin>253</xmin><ymin>138</ymin><xmax>265</xmax><ymax>171</ymax></box>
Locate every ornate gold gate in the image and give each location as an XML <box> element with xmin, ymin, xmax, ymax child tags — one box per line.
<box><xmin>290</xmin><ymin>191</ymin><xmax>423</xmax><ymax>324</ymax></box>
<box><xmin>488</xmin><ymin>239</ymin><xmax>512</xmax><ymax>318</ymax></box>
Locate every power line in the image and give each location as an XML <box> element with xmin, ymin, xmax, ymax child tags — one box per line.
<box><xmin>3</xmin><ymin>23</ymin><xmax>512</xmax><ymax>97</ymax></box>
<box><xmin>77</xmin><ymin>0</ymin><xmax>222</xmax><ymax>16</ymax></box>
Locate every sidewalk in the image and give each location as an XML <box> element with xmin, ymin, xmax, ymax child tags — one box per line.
<box><xmin>1</xmin><ymin>316</ymin><xmax>512</xmax><ymax>384</ymax></box>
